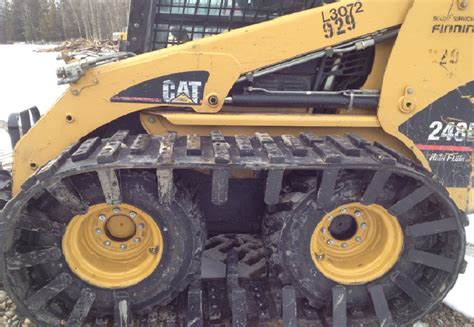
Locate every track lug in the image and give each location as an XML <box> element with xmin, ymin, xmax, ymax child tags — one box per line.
<box><xmin>361</xmin><ymin>171</ymin><xmax>391</xmax><ymax>205</ymax></box>
<box><xmin>317</xmin><ymin>169</ymin><xmax>339</xmax><ymax>208</ymax></box>
<box><xmin>265</xmin><ymin>170</ymin><xmax>284</xmax><ymax>205</ymax></box>
<box><xmin>391</xmin><ymin>271</ymin><xmax>433</xmax><ymax>310</ymax></box>
<box><xmin>212</xmin><ymin>169</ymin><xmax>229</xmax><ymax>206</ymax></box>
<box><xmin>332</xmin><ymin>285</ymin><xmax>347</xmax><ymax>327</ymax></box>
<box><xmin>25</xmin><ymin>273</ymin><xmax>72</xmax><ymax>311</ymax></box>
<box><xmin>187</xmin><ymin>279</ymin><xmax>203</xmax><ymax>327</ymax></box>
<box><xmin>97</xmin><ymin>169</ymin><xmax>122</xmax><ymax>205</ymax></box>
<box><xmin>67</xmin><ymin>289</ymin><xmax>96</xmax><ymax>327</ymax></box>
<box><xmin>368</xmin><ymin>284</ymin><xmax>394</xmax><ymax>327</ymax></box>
<box><xmin>227</xmin><ymin>250</ymin><xmax>247</xmax><ymax>327</ymax></box>
<box><xmin>312</xmin><ymin>142</ymin><xmax>342</xmax><ymax>163</ymax></box>
<box><xmin>71</xmin><ymin>137</ymin><xmax>101</xmax><ymax>162</ymax></box>
<box><xmin>97</xmin><ymin>141</ymin><xmax>122</xmax><ymax>164</ymax></box>
<box><xmin>282</xmin><ymin>285</ymin><xmax>298</xmax><ymax>326</ymax></box>
<box><xmin>187</xmin><ymin>135</ymin><xmax>202</xmax><ymax>156</ymax></box>
<box><xmin>159</xmin><ymin>132</ymin><xmax>176</xmax><ymax>164</ymax></box>
<box><xmin>327</xmin><ymin>136</ymin><xmax>361</xmax><ymax>157</ymax></box>
<box><xmin>156</xmin><ymin>169</ymin><xmax>174</xmax><ymax>204</ymax></box>
<box><xmin>235</xmin><ymin>135</ymin><xmax>255</xmax><ymax>157</ymax></box>
<box><xmin>130</xmin><ymin>134</ymin><xmax>151</xmax><ymax>154</ymax></box>
<box><xmin>114</xmin><ymin>291</ymin><xmax>131</xmax><ymax>327</ymax></box>
<box><xmin>110</xmin><ymin>130</ymin><xmax>130</xmax><ymax>143</ymax></box>
<box><xmin>300</xmin><ymin>132</ymin><xmax>324</xmax><ymax>146</ymax></box>
<box><xmin>7</xmin><ymin>247</ymin><xmax>61</xmax><ymax>270</ymax></box>
<box><xmin>282</xmin><ymin>135</ymin><xmax>308</xmax><ymax>157</ymax></box>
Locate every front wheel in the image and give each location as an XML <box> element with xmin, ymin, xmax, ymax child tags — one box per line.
<box><xmin>0</xmin><ymin>169</ymin><xmax>205</xmax><ymax>326</ymax></box>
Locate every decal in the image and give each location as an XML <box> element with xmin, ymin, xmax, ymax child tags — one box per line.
<box><xmin>432</xmin><ymin>7</ymin><xmax>474</xmax><ymax>34</ymax></box>
<box><xmin>399</xmin><ymin>81</ymin><xmax>473</xmax><ymax>188</ymax></box>
<box><xmin>111</xmin><ymin>71</ymin><xmax>209</xmax><ymax>105</ymax></box>
<box><xmin>321</xmin><ymin>1</ymin><xmax>364</xmax><ymax>39</ymax></box>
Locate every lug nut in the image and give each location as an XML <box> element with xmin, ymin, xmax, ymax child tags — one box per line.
<box><xmin>327</xmin><ymin>240</ymin><xmax>334</xmax><ymax>246</ymax></box>
<box><xmin>129</xmin><ymin>211</ymin><xmax>137</xmax><ymax>218</ymax></box>
<box><xmin>356</xmin><ymin>236</ymin><xmax>362</xmax><ymax>242</ymax></box>
<box><xmin>149</xmin><ymin>246</ymin><xmax>160</xmax><ymax>255</ymax></box>
<box><xmin>95</xmin><ymin>228</ymin><xmax>102</xmax><ymax>235</ymax></box>
<box><xmin>134</xmin><ymin>237</ymin><xmax>141</xmax><ymax>244</ymax></box>
<box><xmin>354</xmin><ymin>210</ymin><xmax>362</xmax><ymax>217</ymax></box>
<box><xmin>103</xmin><ymin>240</ymin><xmax>111</xmax><ymax>247</ymax></box>
<box><xmin>341</xmin><ymin>243</ymin><xmax>348</xmax><ymax>249</ymax></box>
<box><xmin>98</xmin><ymin>214</ymin><xmax>106</xmax><ymax>222</ymax></box>
<box><xmin>120</xmin><ymin>244</ymin><xmax>127</xmax><ymax>251</ymax></box>
<box><xmin>138</xmin><ymin>223</ymin><xmax>145</xmax><ymax>230</ymax></box>
<box><xmin>341</xmin><ymin>208</ymin><xmax>348</xmax><ymax>214</ymax></box>
<box><xmin>316</xmin><ymin>253</ymin><xmax>325</xmax><ymax>261</ymax></box>
<box><xmin>327</xmin><ymin>216</ymin><xmax>334</xmax><ymax>221</ymax></box>
<box><xmin>321</xmin><ymin>228</ymin><xmax>327</xmax><ymax>234</ymax></box>
<box><xmin>113</xmin><ymin>208</ymin><xmax>120</xmax><ymax>214</ymax></box>
<box><xmin>361</xmin><ymin>223</ymin><xmax>368</xmax><ymax>229</ymax></box>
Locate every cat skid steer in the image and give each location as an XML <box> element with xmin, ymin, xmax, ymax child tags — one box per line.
<box><xmin>0</xmin><ymin>0</ymin><xmax>472</xmax><ymax>325</ymax></box>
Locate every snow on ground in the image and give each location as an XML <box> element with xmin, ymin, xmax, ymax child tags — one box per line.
<box><xmin>0</xmin><ymin>44</ymin><xmax>68</xmax><ymax>153</ymax></box>
<box><xmin>0</xmin><ymin>44</ymin><xmax>473</xmax><ymax>320</ymax></box>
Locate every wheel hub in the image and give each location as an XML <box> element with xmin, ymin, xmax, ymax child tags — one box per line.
<box><xmin>310</xmin><ymin>203</ymin><xmax>403</xmax><ymax>285</ymax></box>
<box><xmin>63</xmin><ymin>203</ymin><xmax>164</xmax><ymax>289</ymax></box>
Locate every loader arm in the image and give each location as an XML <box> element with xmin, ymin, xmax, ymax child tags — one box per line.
<box><xmin>11</xmin><ymin>0</ymin><xmax>413</xmax><ymax>194</ymax></box>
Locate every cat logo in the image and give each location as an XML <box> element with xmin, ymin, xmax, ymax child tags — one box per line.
<box><xmin>163</xmin><ymin>80</ymin><xmax>203</xmax><ymax>104</ymax></box>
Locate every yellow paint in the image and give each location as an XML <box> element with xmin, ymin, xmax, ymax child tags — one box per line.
<box><xmin>12</xmin><ymin>0</ymin><xmax>412</xmax><ymax>193</ymax></box>
<box><xmin>310</xmin><ymin>203</ymin><xmax>403</xmax><ymax>285</ymax></box>
<box><xmin>378</xmin><ymin>0</ymin><xmax>473</xmax><ymax>212</ymax></box>
<box><xmin>10</xmin><ymin>0</ymin><xmax>471</xmax><ymax>213</ymax></box>
<box><xmin>62</xmin><ymin>203</ymin><xmax>164</xmax><ymax>289</ymax></box>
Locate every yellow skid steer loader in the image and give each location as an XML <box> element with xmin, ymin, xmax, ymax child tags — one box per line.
<box><xmin>0</xmin><ymin>0</ymin><xmax>472</xmax><ymax>325</ymax></box>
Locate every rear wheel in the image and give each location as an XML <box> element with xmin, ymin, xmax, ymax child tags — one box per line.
<box><xmin>264</xmin><ymin>170</ymin><xmax>466</xmax><ymax>325</ymax></box>
<box><xmin>0</xmin><ymin>170</ymin><xmax>205</xmax><ymax>326</ymax></box>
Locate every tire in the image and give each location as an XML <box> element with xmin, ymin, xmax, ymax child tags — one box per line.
<box><xmin>0</xmin><ymin>169</ymin><xmax>205</xmax><ymax>326</ymax></box>
<box><xmin>263</xmin><ymin>169</ymin><xmax>466</xmax><ymax>325</ymax></box>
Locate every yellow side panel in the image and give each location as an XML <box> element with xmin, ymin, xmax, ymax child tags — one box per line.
<box><xmin>378</xmin><ymin>0</ymin><xmax>474</xmax><ymax>212</ymax></box>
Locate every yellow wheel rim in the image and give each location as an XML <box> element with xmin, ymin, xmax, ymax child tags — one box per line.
<box><xmin>63</xmin><ymin>203</ymin><xmax>164</xmax><ymax>289</ymax></box>
<box><xmin>310</xmin><ymin>203</ymin><xmax>403</xmax><ymax>285</ymax></box>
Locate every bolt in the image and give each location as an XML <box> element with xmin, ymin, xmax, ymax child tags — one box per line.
<box><xmin>98</xmin><ymin>214</ymin><xmax>106</xmax><ymax>222</ymax></box>
<box><xmin>134</xmin><ymin>237</ymin><xmax>141</xmax><ymax>244</ymax></box>
<box><xmin>459</xmin><ymin>0</ymin><xmax>468</xmax><ymax>9</ymax></box>
<box><xmin>138</xmin><ymin>223</ymin><xmax>145</xmax><ymax>230</ymax></box>
<box><xmin>95</xmin><ymin>228</ymin><xmax>102</xmax><ymax>235</ymax></box>
<box><xmin>354</xmin><ymin>210</ymin><xmax>362</xmax><ymax>217</ymax></box>
<box><xmin>71</xmin><ymin>90</ymin><xmax>79</xmax><ymax>96</ymax></box>
<box><xmin>208</xmin><ymin>95</ymin><xmax>219</xmax><ymax>106</ymax></box>
<box><xmin>356</xmin><ymin>236</ymin><xmax>362</xmax><ymax>242</ymax></box>
<box><xmin>120</xmin><ymin>244</ymin><xmax>127</xmax><ymax>251</ymax></box>
<box><xmin>113</xmin><ymin>207</ymin><xmax>120</xmax><ymax>214</ymax></box>
<box><xmin>134</xmin><ymin>23</ymin><xmax>140</xmax><ymax>28</ymax></box>
<box><xmin>327</xmin><ymin>240</ymin><xmax>334</xmax><ymax>246</ymax></box>
<box><xmin>316</xmin><ymin>253</ymin><xmax>325</xmax><ymax>261</ymax></box>
<box><xmin>148</xmin><ymin>116</ymin><xmax>157</xmax><ymax>124</ymax></box>
<box><xmin>361</xmin><ymin>223</ymin><xmax>368</xmax><ymax>230</ymax></box>
<box><xmin>321</xmin><ymin>227</ymin><xmax>327</xmax><ymax>234</ymax></box>
<box><xmin>103</xmin><ymin>240</ymin><xmax>111</xmax><ymax>247</ymax></box>
<box><xmin>328</xmin><ymin>215</ymin><xmax>334</xmax><ymax>221</ymax></box>
<box><xmin>341</xmin><ymin>208</ymin><xmax>348</xmax><ymax>214</ymax></box>
<box><xmin>149</xmin><ymin>246</ymin><xmax>160</xmax><ymax>255</ymax></box>
<box><xmin>341</xmin><ymin>243</ymin><xmax>348</xmax><ymax>249</ymax></box>
<box><xmin>129</xmin><ymin>211</ymin><xmax>137</xmax><ymax>218</ymax></box>
<box><xmin>406</xmin><ymin>87</ymin><xmax>414</xmax><ymax>95</ymax></box>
